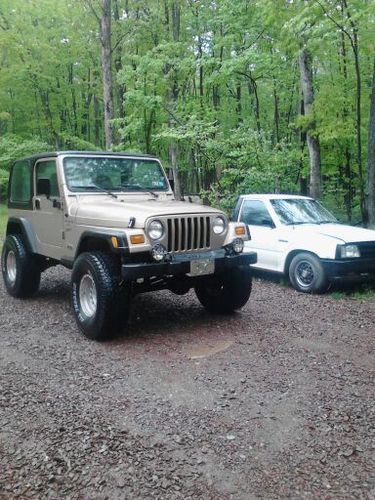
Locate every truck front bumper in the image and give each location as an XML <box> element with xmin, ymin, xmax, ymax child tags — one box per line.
<box><xmin>321</xmin><ymin>258</ymin><xmax>375</xmax><ymax>281</ymax></box>
<box><xmin>121</xmin><ymin>250</ymin><xmax>257</xmax><ymax>282</ymax></box>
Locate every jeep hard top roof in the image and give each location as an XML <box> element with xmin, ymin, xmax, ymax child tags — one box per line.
<box><xmin>17</xmin><ymin>151</ymin><xmax>157</xmax><ymax>163</ymax></box>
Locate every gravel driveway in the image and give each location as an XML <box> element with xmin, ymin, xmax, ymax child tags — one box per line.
<box><xmin>0</xmin><ymin>267</ymin><xmax>374</xmax><ymax>499</ymax></box>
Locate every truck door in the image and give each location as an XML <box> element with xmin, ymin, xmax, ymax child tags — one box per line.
<box><xmin>239</xmin><ymin>199</ymin><xmax>281</xmax><ymax>271</ymax></box>
<box><xmin>32</xmin><ymin>159</ymin><xmax>65</xmax><ymax>260</ymax></box>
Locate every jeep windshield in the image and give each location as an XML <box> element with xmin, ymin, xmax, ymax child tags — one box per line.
<box><xmin>63</xmin><ymin>156</ymin><xmax>169</xmax><ymax>193</ymax></box>
<box><xmin>270</xmin><ymin>198</ymin><xmax>337</xmax><ymax>225</ymax></box>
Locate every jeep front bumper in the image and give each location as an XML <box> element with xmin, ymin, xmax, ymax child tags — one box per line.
<box><xmin>121</xmin><ymin>250</ymin><xmax>257</xmax><ymax>282</ymax></box>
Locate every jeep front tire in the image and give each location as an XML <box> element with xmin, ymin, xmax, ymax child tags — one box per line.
<box><xmin>71</xmin><ymin>252</ymin><xmax>129</xmax><ymax>340</ymax></box>
<box><xmin>195</xmin><ymin>268</ymin><xmax>252</xmax><ymax>314</ymax></box>
<box><xmin>1</xmin><ymin>234</ymin><xmax>41</xmax><ymax>298</ymax></box>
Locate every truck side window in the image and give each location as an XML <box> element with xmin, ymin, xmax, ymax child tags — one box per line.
<box><xmin>10</xmin><ymin>161</ymin><xmax>31</xmax><ymax>203</ymax></box>
<box><xmin>240</xmin><ymin>200</ymin><xmax>273</xmax><ymax>226</ymax></box>
<box><xmin>36</xmin><ymin>160</ymin><xmax>59</xmax><ymax>197</ymax></box>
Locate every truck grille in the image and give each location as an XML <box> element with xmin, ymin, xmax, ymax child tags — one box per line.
<box><xmin>167</xmin><ymin>216</ymin><xmax>211</xmax><ymax>252</ymax></box>
<box><xmin>357</xmin><ymin>241</ymin><xmax>375</xmax><ymax>259</ymax></box>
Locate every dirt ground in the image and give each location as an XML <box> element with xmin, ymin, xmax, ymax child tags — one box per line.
<box><xmin>0</xmin><ymin>267</ymin><xmax>374</xmax><ymax>499</ymax></box>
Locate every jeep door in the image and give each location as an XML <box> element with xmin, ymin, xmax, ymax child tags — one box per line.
<box><xmin>239</xmin><ymin>199</ymin><xmax>284</xmax><ymax>271</ymax></box>
<box><xmin>32</xmin><ymin>159</ymin><xmax>64</xmax><ymax>260</ymax></box>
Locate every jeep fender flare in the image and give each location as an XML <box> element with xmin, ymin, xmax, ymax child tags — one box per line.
<box><xmin>6</xmin><ymin>217</ymin><xmax>37</xmax><ymax>253</ymax></box>
<box><xmin>75</xmin><ymin>231</ymin><xmax>129</xmax><ymax>260</ymax></box>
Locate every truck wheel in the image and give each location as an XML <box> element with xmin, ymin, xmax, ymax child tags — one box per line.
<box><xmin>1</xmin><ymin>234</ymin><xmax>41</xmax><ymax>298</ymax></box>
<box><xmin>289</xmin><ymin>252</ymin><xmax>328</xmax><ymax>293</ymax></box>
<box><xmin>71</xmin><ymin>252</ymin><xmax>130</xmax><ymax>340</ymax></box>
<box><xmin>195</xmin><ymin>268</ymin><xmax>252</xmax><ymax>314</ymax></box>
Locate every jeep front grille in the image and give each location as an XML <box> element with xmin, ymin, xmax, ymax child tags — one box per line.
<box><xmin>167</xmin><ymin>216</ymin><xmax>211</xmax><ymax>252</ymax></box>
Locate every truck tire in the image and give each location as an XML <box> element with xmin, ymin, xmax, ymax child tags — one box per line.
<box><xmin>195</xmin><ymin>268</ymin><xmax>252</xmax><ymax>314</ymax></box>
<box><xmin>289</xmin><ymin>252</ymin><xmax>328</xmax><ymax>293</ymax></box>
<box><xmin>71</xmin><ymin>252</ymin><xmax>130</xmax><ymax>340</ymax></box>
<box><xmin>1</xmin><ymin>234</ymin><xmax>41</xmax><ymax>298</ymax></box>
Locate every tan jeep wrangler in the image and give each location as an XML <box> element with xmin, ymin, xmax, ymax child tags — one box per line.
<box><xmin>1</xmin><ymin>151</ymin><xmax>257</xmax><ymax>340</ymax></box>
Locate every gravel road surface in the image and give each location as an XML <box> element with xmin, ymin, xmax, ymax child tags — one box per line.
<box><xmin>0</xmin><ymin>267</ymin><xmax>374</xmax><ymax>499</ymax></box>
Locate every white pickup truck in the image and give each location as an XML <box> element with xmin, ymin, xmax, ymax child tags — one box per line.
<box><xmin>234</xmin><ymin>194</ymin><xmax>375</xmax><ymax>293</ymax></box>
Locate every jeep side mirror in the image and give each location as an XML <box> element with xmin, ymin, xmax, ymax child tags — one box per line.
<box><xmin>37</xmin><ymin>178</ymin><xmax>51</xmax><ymax>198</ymax></box>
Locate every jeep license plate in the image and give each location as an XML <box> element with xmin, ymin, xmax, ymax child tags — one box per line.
<box><xmin>189</xmin><ymin>259</ymin><xmax>215</xmax><ymax>277</ymax></box>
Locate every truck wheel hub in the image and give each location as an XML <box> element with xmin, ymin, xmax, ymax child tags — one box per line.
<box><xmin>79</xmin><ymin>273</ymin><xmax>97</xmax><ymax>318</ymax></box>
<box><xmin>6</xmin><ymin>251</ymin><xmax>17</xmax><ymax>284</ymax></box>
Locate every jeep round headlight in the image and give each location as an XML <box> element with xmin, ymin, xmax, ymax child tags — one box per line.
<box><xmin>340</xmin><ymin>244</ymin><xmax>360</xmax><ymax>258</ymax></box>
<box><xmin>213</xmin><ymin>216</ymin><xmax>226</xmax><ymax>235</ymax></box>
<box><xmin>148</xmin><ymin>220</ymin><xmax>164</xmax><ymax>240</ymax></box>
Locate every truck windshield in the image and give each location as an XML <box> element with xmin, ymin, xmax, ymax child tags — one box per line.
<box><xmin>63</xmin><ymin>156</ymin><xmax>169</xmax><ymax>193</ymax></box>
<box><xmin>270</xmin><ymin>198</ymin><xmax>337</xmax><ymax>225</ymax></box>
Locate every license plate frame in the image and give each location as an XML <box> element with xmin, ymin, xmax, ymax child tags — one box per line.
<box><xmin>189</xmin><ymin>258</ymin><xmax>215</xmax><ymax>277</ymax></box>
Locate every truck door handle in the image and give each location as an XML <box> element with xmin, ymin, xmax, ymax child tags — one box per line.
<box><xmin>35</xmin><ymin>198</ymin><xmax>41</xmax><ymax>210</ymax></box>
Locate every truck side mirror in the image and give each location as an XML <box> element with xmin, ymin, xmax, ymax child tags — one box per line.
<box><xmin>37</xmin><ymin>178</ymin><xmax>51</xmax><ymax>198</ymax></box>
<box><xmin>169</xmin><ymin>178</ymin><xmax>175</xmax><ymax>192</ymax></box>
<box><xmin>262</xmin><ymin>218</ymin><xmax>275</xmax><ymax>228</ymax></box>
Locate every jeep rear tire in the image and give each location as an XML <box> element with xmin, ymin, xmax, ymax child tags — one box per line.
<box><xmin>71</xmin><ymin>252</ymin><xmax>130</xmax><ymax>340</ymax></box>
<box><xmin>195</xmin><ymin>268</ymin><xmax>252</xmax><ymax>314</ymax></box>
<box><xmin>1</xmin><ymin>234</ymin><xmax>41</xmax><ymax>298</ymax></box>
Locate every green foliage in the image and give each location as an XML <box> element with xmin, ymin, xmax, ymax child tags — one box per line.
<box><xmin>0</xmin><ymin>135</ymin><xmax>50</xmax><ymax>171</ymax></box>
<box><xmin>58</xmin><ymin>134</ymin><xmax>100</xmax><ymax>152</ymax></box>
<box><xmin>0</xmin><ymin>169</ymin><xmax>9</xmax><ymax>204</ymax></box>
<box><xmin>331</xmin><ymin>284</ymin><xmax>375</xmax><ymax>301</ymax></box>
<box><xmin>0</xmin><ymin>0</ymin><xmax>374</xmax><ymax>221</ymax></box>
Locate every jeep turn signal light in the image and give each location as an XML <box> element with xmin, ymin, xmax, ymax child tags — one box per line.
<box><xmin>235</xmin><ymin>226</ymin><xmax>246</xmax><ymax>236</ymax></box>
<box><xmin>111</xmin><ymin>236</ymin><xmax>119</xmax><ymax>248</ymax></box>
<box><xmin>130</xmin><ymin>234</ymin><xmax>145</xmax><ymax>244</ymax></box>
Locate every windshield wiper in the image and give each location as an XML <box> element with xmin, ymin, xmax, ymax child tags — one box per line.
<box><xmin>285</xmin><ymin>221</ymin><xmax>311</xmax><ymax>225</ymax></box>
<box><xmin>70</xmin><ymin>184</ymin><xmax>118</xmax><ymax>199</ymax></box>
<box><xmin>120</xmin><ymin>184</ymin><xmax>159</xmax><ymax>198</ymax></box>
<box><xmin>317</xmin><ymin>220</ymin><xmax>336</xmax><ymax>224</ymax></box>
<box><xmin>92</xmin><ymin>183</ymin><xmax>118</xmax><ymax>199</ymax></box>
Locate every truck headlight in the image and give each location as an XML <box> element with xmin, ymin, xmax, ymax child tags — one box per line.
<box><xmin>148</xmin><ymin>219</ymin><xmax>164</xmax><ymax>240</ymax></box>
<box><xmin>213</xmin><ymin>216</ymin><xmax>226</xmax><ymax>235</ymax></box>
<box><xmin>340</xmin><ymin>244</ymin><xmax>360</xmax><ymax>258</ymax></box>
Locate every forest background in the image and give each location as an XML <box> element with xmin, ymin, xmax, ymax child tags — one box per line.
<box><xmin>0</xmin><ymin>0</ymin><xmax>374</xmax><ymax>225</ymax></box>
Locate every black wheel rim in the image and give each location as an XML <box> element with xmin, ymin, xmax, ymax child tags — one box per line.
<box><xmin>295</xmin><ymin>260</ymin><xmax>314</xmax><ymax>288</ymax></box>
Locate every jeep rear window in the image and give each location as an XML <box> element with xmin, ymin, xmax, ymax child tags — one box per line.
<box><xmin>63</xmin><ymin>157</ymin><xmax>168</xmax><ymax>193</ymax></box>
<box><xmin>10</xmin><ymin>160</ymin><xmax>31</xmax><ymax>204</ymax></box>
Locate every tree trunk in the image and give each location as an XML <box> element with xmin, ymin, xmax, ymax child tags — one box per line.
<box><xmin>101</xmin><ymin>0</ymin><xmax>113</xmax><ymax>149</ymax></box>
<box><xmin>298</xmin><ymin>47</ymin><xmax>321</xmax><ymax>199</ymax></box>
<box><xmin>368</xmin><ymin>58</ymin><xmax>375</xmax><ymax>227</ymax></box>
<box><xmin>167</xmin><ymin>1</ymin><xmax>182</xmax><ymax>200</ymax></box>
<box><xmin>113</xmin><ymin>0</ymin><xmax>126</xmax><ymax>121</ymax></box>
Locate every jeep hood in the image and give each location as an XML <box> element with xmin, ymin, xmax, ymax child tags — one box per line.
<box><xmin>291</xmin><ymin>223</ymin><xmax>375</xmax><ymax>244</ymax></box>
<box><xmin>73</xmin><ymin>196</ymin><xmax>224</xmax><ymax>228</ymax></box>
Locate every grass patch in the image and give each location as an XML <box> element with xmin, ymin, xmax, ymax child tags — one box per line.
<box><xmin>0</xmin><ymin>204</ymin><xmax>7</xmax><ymax>248</ymax></box>
<box><xmin>330</xmin><ymin>282</ymin><xmax>375</xmax><ymax>301</ymax></box>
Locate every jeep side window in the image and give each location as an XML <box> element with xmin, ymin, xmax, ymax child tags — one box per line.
<box><xmin>240</xmin><ymin>200</ymin><xmax>273</xmax><ymax>226</ymax></box>
<box><xmin>10</xmin><ymin>161</ymin><xmax>31</xmax><ymax>204</ymax></box>
<box><xmin>36</xmin><ymin>160</ymin><xmax>59</xmax><ymax>197</ymax></box>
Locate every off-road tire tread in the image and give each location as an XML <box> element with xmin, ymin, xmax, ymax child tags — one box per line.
<box><xmin>1</xmin><ymin>234</ymin><xmax>41</xmax><ymax>298</ymax></box>
<box><xmin>71</xmin><ymin>251</ymin><xmax>130</xmax><ymax>340</ymax></box>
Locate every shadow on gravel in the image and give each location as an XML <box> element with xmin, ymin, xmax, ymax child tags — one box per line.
<box><xmin>31</xmin><ymin>266</ymin><xmax>244</xmax><ymax>344</ymax></box>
